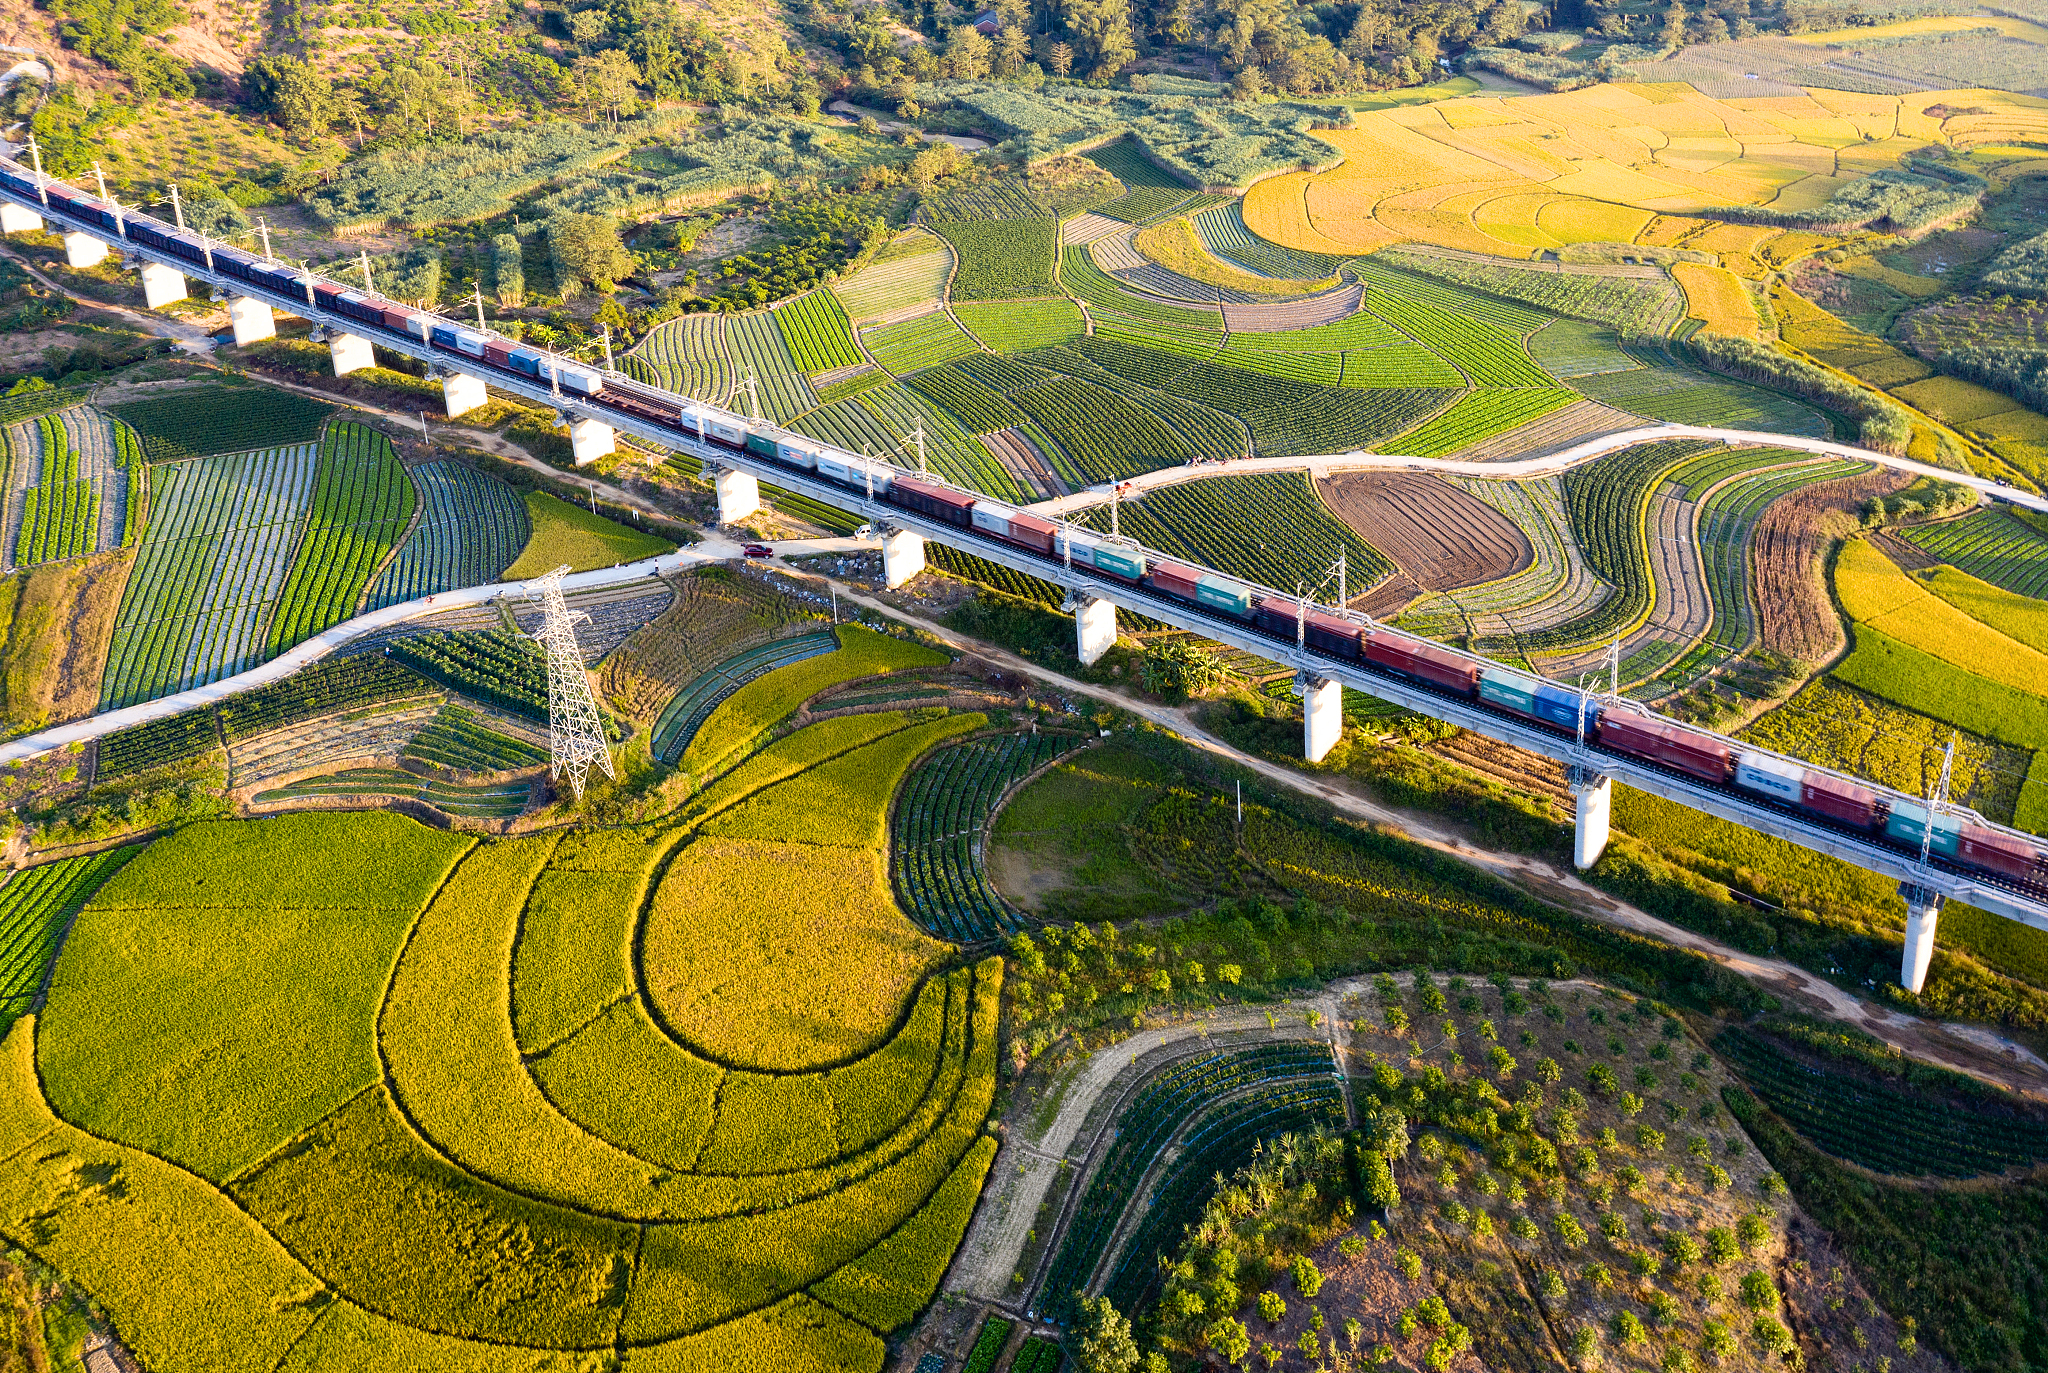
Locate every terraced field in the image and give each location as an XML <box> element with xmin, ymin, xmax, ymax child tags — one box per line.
<box><xmin>833</xmin><ymin>232</ymin><xmax>952</xmax><ymax>326</ymax></box>
<box><xmin>1898</xmin><ymin>508</ymin><xmax>2048</xmax><ymax>598</ymax></box>
<box><xmin>622</xmin><ymin>314</ymin><xmax>733</xmax><ymax>401</ymax></box>
<box><xmin>366</xmin><ymin>461</ymin><xmax>529</xmax><ymax>609</ymax></box>
<box><xmin>264</xmin><ymin>423</ymin><xmax>416</xmax><ymax>655</ymax></box>
<box><xmin>4</xmin><ymin>407</ymin><xmax>132</xmax><ymax>569</ymax></box>
<box><xmin>729</xmin><ymin>310</ymin><xmax>818</xmax><ymax>422</ymax></box>
<box><xmin>98</xmin><ymin>443</ymin><xmax>321</xmax><ymax>710</ymax></box>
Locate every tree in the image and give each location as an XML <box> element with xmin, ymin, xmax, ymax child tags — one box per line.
<box><xmin>994</xmin><ymin>25</ymin><xmax>1031</xmax><ymax>73</ymax></box>
<box><xmin>1659</xmin><ymin>1</ymin><xmax>1687</xmax><ymax>47</ymax></box>
<box><xmin>1047</xmin><ymin>39</ymin><xmax>1074</xmax><ymax>74</ymax></box>
<box><xmin>567</xmin><ymin>8</ymin><xmax>609</xmax><ymax>46</ymax></box>
<box><xmin>549</xmin><ymin>213</ymin><xmax>635</xmax><ymax>293</ymax></box>
<box><xmin>1229</xmin><ymin>64</ymin><xmax>1266</xmax><ymax>99</ymax></box>
<box><xmin>1205</xmin><ymin>1316</ymin><xmax>1252</xmax><ymax>1366</ymax></box>
<box><xmin>944</xmin><ymin>23</ymin><xmax>993</xmax><ymax>77</ymax></box>
<box><xmin>243</xmin><ymin>54</ymin><xmax>341</xmax><ymax>138</ymax></box>
<box><xmin>576</xmin><ymin>49</ymin><xmax>641</xmax><ymax>124</ymax></box>
<box><xmin>1074</xmin><ymin>1296</ymin><xmax>1139</xmax><ymax>1373</ymax></box>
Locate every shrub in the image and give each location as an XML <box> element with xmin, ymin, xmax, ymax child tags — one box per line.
<box><xmin>1258</xmin><ymin>1290</ymin><xmax>1285</xmax><ymax>1323</ymax></box>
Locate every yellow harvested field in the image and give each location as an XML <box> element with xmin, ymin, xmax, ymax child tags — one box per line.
<box><xmin>1690</xmin><ymin>222</ymin><xmax>1782</xmax><ymax>256</ymax></box>
<box><xmin>1890</xmin><ymin>376</ymin><xmax>2026</xmax><ymax>427</ymax></box>
<box><xmin>1638</xmin><ymin>215</ymin><xmax>1706</xmax><ymax>246</ymax></box>
<box><xmin>1259</xmin><ymin>82</ymin><xmax>2048</xmax><ymax>259</ymax></box>
<box><xmin>1758</xmin><ymin>231</ymin><xmax>1838</xmax><ymax>268</ymax></box>
<box><xmin>1672</xmin><ymin>262</ymin><xmax>1760</xmax><ymax>337</ymax></box>
<box><xmin>1537</xmin><ymin>197</ymin><xmax>1655</xmax><ymax>244</ymax></box>
<box><xmin>1790</xmin><ymin>15</ymin><xmax>2048</xmax><ymax>45</ymax></box>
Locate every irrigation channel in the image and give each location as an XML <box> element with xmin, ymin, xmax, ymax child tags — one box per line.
<box><xmin>10</xmin><ymin>164</ymin><xmax>2048</xmax><ymax>951</ymax></box>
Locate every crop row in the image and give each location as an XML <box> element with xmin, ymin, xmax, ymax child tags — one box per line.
<box><xmin>857</xmin><ymin>380</ymin><xmax>1028</xmax><ymax>502</ymax></box>
<box><xmin>265</xmin><ymin>423</ymin><xmax>416</xmax><ymax>655</ymax></box>
<box><xmin>253</xmin><ymin>765</ymin><xmax>532</xmax><ymax>818</ymax></box>
<box><xmin>96</xmin><ymin>706</ymin><xmax>220</xmax><ymax>780</ymax></box>
<box><xmin>1082</xmin><ymin>471</ymin><xmax>1394</xmax><ymax>593</ymax></box>
<box><xmin>965</xmin><ymin>1315</ymin><xmax>1015</xmax><ymax>1373</ymax></box>
<box><xmin>1096</xmin><ymin>1079</ymin><xmax>1347</xmax><ymax>1314</ymax></box>
<box><xmin>651</xmin><ymin>630</ymin><xmax>839</xmax><ymax>762</ymax></box>
<box><xmin>1529</xmin><ymin>440</ymin><xmax>1713</xmax><ymax>654</ymax></box>
<box><xmin>217</xmin><ymin>654</ymin><xmax>436</xmax><ymax>742</ymax></box>
<box><xmin>774</xmin><ymin>288</ymin><xmax>864</xmax><ymax>374</ymax></box>
<box><xmin>1393</xmin><ymin>388</ymin><xmax>1578</xmax><ymax>459</ymax></box>
<box><xmin>831</xmin><ymin>237</ymin><xmax>951</xmax><ymax>325</ymax></box>
<box><xmin>0</xmin><ymin>385</ymin><xmax>90</xmax><ymax>428</ymax></box>
<box><xmin>388</xmin><ymin>629</ymin><xmax>552</xmax><ymax>721</ymax></box>
<box><xmin>0</xmin><ymin>851</ymin><xmax>133</xmax><ymax>1029</ymax></box>
<box><xmin>1899</xmin><ymin>507</ymin><xmax>2048</xmax><ymax>599</ymax></box>
<box><xmin>15</xmin><ymin>477</ymin><xmax>97</xmax><ymax>566</ymax></box>
<box><xmin>1014</xmin><ymin>1336</ymin><xmax>1066</xmax><ymax>1373</ymax></box>
<box><xmin>1011</xmin><ymin>374</ymin><xmax>1199</xmax><ymax>480</ymax></box>
<box><xmin>1035</xmin><ymin>346</ymin><xmax>1250</xmax><ymax>463</ymax></box>
<box><xmin>953</xmin><ymin>299</ymin><xmax>1086</xmax><ymax>355</ymax></box>
<box><xmin>893</xmin><ymin>731</ymin><xmax>1089</xmax><ymax>943</ymax></box>
<box><xmin>921</xmin><ymin>178</ymin><xmax>1050</xmax><ymax>222</ymax></box>
<box><xmin>1071</xmin><ymin>335</ymin><xmax>1451</xmax><ymax>457</ymax></box>
<box><xmin>727</xmin><ymin>310</ymin><xmax>819</xmax><ymax>423</ymax></box>
<box><xmin>367</xmin><ymin>460</ymin><xmax>530</xmax><ymax>610</ymax></box>
<box><xmin>111</xmin><ymin>387</ymin><xmax>333</xmax><ymax>461</ymax></box>
<box><xmin>930</xmin><ymin>219</ymin><xmax>1060</xmax><ymax>302</ymax></box>
<box><xmin>863</xmin><ymin>311</ymin><xmax>981</xmax><ymax>376</ymax></box>
<box><xmin>1718</xmin><ymin>1028</ymin><xmax>2048</xmax><ymax>1178</ymax></box>
<box><xmin>624</xmin><ymin>314</ymin><xmax>733</xmax><ymax>402</ymax></box>
<box><xmin>1036</xmin><ymin>1044</ymin><xmax>1338</xmax><ymax>1323</ymax></box>
<box><xmin>402</xmin><ymin>704</ymin><xmax>548</xmax><ymax>772</ymax></box>
<box><xmin>1385</xmin><ymin>250</ymin><xmax>1687</xmax><ymax>336</ymax></box>
<box><xmin>904</xmin><ymin>366</ymin><xmax>1029</xmax><ymax>436</ymax></box>
<box><xmin>1190</xmin><ymin>201</ymin><xmax>1342</xmax><ymax>279</ymax></box>
<box><xmin>98</xmin><ymin>443</ymin><xmax>321</xmax><ymax>711</ymax></box>
<box><xmin>1060</xmin><ymin>246</ymin><xmax>1225</xmax><ymax>336</ymax></box>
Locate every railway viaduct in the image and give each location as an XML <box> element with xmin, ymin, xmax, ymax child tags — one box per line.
<box><xmin>3</xmin><ymin>162</ymin><xmax>2041</xmax><ymax>993</ymax></box>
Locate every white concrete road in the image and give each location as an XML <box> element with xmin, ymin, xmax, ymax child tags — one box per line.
<box><xmin>1025</xmin><ymin>422</ymin><xmax>2048</xmax><ymax>517</ymax></box>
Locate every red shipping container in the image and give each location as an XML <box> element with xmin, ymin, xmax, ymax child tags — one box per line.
<box><xmin>379</xmin><ymin>304</ymin><xmax>416</xmax><ymax>331</ymax></box>
<box><xmin>893</xmin><ymin>476</ymin><xmax>977</xmax><ymax>526</ymax></box>
<box><xmin>1008</xmin><ymin>512</ymin><xmax>1057</xmax><ymax>555</ymax></box>
<box><xmin>483</xmin><ymin>340</ymin><xmax>514</xmax><ymax>369</ymax></box>
<box><xmin>1364</xmin><ymin>631</ymin><xmax>1480</xmax><ymax>694</ymax></box>
<box><xmin>1597</xmin><ymin>712</ymin><xmax>1732</xmax><ymax>784</ymax></box>
<box><xmin>1959</xmin><ymin>825</ymin><xmax>2045</xmax><ymax>885</ymax></box>
<box><xmin>1801</xmin><ymin>773</ymin><xmax>1880</xmax><ymax>829</ymax></box>
<box><xmin>1147</xmin><ymin>561</ymin><xmax>1200</xmax><ymax>599</ymax></box>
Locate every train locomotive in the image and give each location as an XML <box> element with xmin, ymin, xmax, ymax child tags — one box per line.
<box><xmin>10</xmin><ymin>160</ymin><xmax>2044</xmax><ymax>895</ymax></box>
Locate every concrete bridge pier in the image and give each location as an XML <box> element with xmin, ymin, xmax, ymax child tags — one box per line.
<box><xmin>569</xmin><ymin>415</ymin><xmax>615</xmax><ymax>466</ymax></box>
<box><xmin>1073</xmin><ymin>594</ymin><xmax>1117</xmax><ymax>666</ymax></box>
<box><xmin>61</xmin><ymin>231</ymin><xmax>106</xmax><ymax>269</ymax></box>
<box><xmin>440</xmin><ymin>370</ymin><xmax>486</xmax><ymax>418</ymax></box>
<box><xmin>1302</xmin><ymin>674</ymin><xmax>1342</xmax><ymax>763</ymax></box>
<box><xmin>1900</xmin><ymin>883</ymin><xmax>1944</xmax><ymax>993</ymax></box>
<box><xmin>880</xmin><ymin>524</ymin><xmax>925</xmax><ymax>588</ymax></box>
<box><xmin>1572</xmin><ymin>769</ymin><xmax>1612</xmax><ymax>870</ymax></box>
<box><xmin>227</xmin><ymin>295</ymin><xmax>275</xmax><ymax>346</ymax></box>
<box><xmin>711</xmin><ymin>465</ymin><xmax>759</xmax><ymax>524</ymax></box>
<box><xmin>0</xmin><ymin>202</ymin><xmax>43</xmax><ymax>235</ymax></box>
<box><xmin>329</xmin><ymin>332</ymin><xmax>375</xmax><ymax>376</ymax></box>
<box><xmin>138</xmin><ymin>259</ymin><xmax>186</xmax><ymax>309</ymax></box>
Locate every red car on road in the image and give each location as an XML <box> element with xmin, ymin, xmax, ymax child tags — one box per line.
<box><xmin>742</xmin><ymin>543</ymin><xmax>773</xmax><ymax>558</ymax></box>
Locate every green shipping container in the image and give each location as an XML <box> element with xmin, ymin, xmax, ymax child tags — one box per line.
<box><xmin>1092</xmin><ymin>546</ymin><xmax>1144</xmax><ymax>580</ymax></box>
<box><xmin>1194</xmin><ymin>575</ymin><xmax>1251</xmax><ymax>616</ymax></box>
<box><xmin>1477</xmin><ymin>672</ymin><xmax>1537</xmax><ymax>715</ymax></box>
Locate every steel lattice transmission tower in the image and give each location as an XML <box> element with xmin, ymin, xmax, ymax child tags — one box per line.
<box><xmin>525</xmin><ymin>566</ymin><xmax>615</xmax><ymax>798</ymax></box>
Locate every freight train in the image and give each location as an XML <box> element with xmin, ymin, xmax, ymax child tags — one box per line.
<box><xmin>11</xmin><ymin>161</ymin><xmax>2043</xmax><ymax>895</ymax></box>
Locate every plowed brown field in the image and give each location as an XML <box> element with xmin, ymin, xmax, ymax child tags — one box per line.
<box><xmin>1753</xmin><ymin>468</ymin><xmax>1905</xmax><ymax>662</ymax></box>
<box><xmin>1316</xmin><ymin>472</ymin><xmax>1533</xmax><ymax>603</ymax></box>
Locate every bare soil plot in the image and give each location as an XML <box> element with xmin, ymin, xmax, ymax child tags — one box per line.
<box><xmin>1220</xmin><ymin>282</ymin><xmax>1364</xmax><ymax>333</ymax></box>
<box><xmin>1754</xmin><ymin>468</ymin><xmax>1906</xmax><ymax>662</ymax></box>
<box><xmin>1456</xmin><ymin>398</ymin><xmax>1639</xmax><ymax>463</ymax></box>
<box><xmin>981</xmin><ymin>427</ymin><xmax>1068</xmax><ymax>500</ymax></box>
<box><xmin>1315</xmin><ymin>472</ymin><xmax>1533</xmax><ymax>594</ymax></box>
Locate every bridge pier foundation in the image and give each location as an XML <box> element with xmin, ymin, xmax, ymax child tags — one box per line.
<box><xmin>329</xmin><ymin>332</ymin><xmax>375</xmax><ymax>376</ymax></box>
<box><xmin>138</xmin><ymin>259</ymin><xmax>186</xmax><ymax>309</ymax></box>
<box><xmin>712</xmin><ymin>465</ymin><xmax>759</xmax><ymax>524</ymax></box>
<box><xmin>569</xmin><ymin>416</ymin><xmax>615</xmax><ymax>466</ymax></box>
<box><xmin>880</xmin><ymin>525</ymin><xmax>926</xmax><ymax>588</ymax></box>
<box><xmin>1073</xmin><ymin>595</ymin><xmax>1117</xmax><ymax>666</ymax></box>
<box><xmin>1302</xmin><ymin>675</ymin><xmax>1342</xmax><ymax>763</ymax></box>
<box><xmin>0</xmin><ymin>202</ymin><xmax>43</xmax><ymax>236</ymax></box>
<box><xmin>61</xmin><ymin>231</ymin><xmax>106</xmax><ymax>269</ymax></box>
<box><xmin>1572</xmin><ymin>770</ymin><xmax>1612</xmax><ymax>870</ymax></box>
<box><xmin>1900</xmin><ymin>883</ymin><xmax>1943</xmax><ymax>994</ymax></box>
<box><xmin>227</xmin><ymin>295</ymin><xmax>275</xmax><ymax>346</ymax></box>
<box><xmin>440</xmin><ymin>371</ymin><xmax>486</xmax><ymax>418</ymax></box>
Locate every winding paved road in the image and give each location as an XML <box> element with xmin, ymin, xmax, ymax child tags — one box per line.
<box><xmin>1025</xmin><ymin>422</ymin><xmax>2048</xmax><ymax>517</ymax></box>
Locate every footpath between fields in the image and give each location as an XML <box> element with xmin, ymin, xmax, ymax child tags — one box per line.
<box><xmin>804</xmin><ymin>566</ymin><xmax>2048</xmax><ymax>1103</ymax></box>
